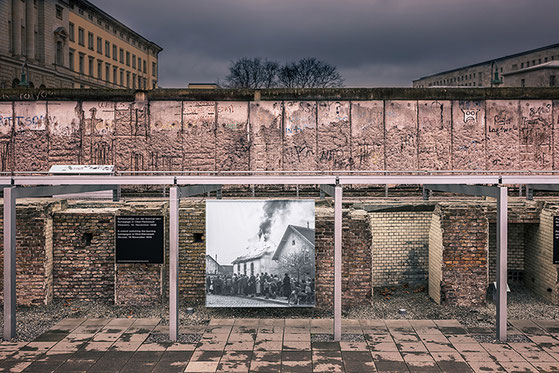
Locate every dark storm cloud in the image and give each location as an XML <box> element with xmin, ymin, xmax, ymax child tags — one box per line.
<box><xmin>90</xmin><ymin>0</ymin><xmax>559</xmax><ymax>87</ymax></box>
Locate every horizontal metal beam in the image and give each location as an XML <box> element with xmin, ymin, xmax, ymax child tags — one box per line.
<box><xmin>339</xmin><ymin>176</ymin><xmax>500</xmax><ymax>185</ymax></box>
<box><xmin>14</xmin><ymin>176</ymin><xmax>176</xmax><ymax>186</ymax></box>
<box><xmin>13</xmin><ymin>185</ymin><xmax>119</xmax><ymax>198</ymax></box>
<box><xmin>176</xmin><ymin>176</ymin><xmax>336</xmax><ymax>185</ymax></box>
<box><xmin>179</xmin><ymin>184</ymin><xmax>222</xmax><ymax>198</ymax></box>
<box><xmin>320</xmin><ymin>184</ymin><xmax>335</xmax><ymax>198</ymax></box>
<box><xmin>501</xmin><ymin>176</ymin><xmax>559</xmax><ymax>185</ymax></box>
<box><xmin>424</xmin><ymin>184</ymin><xmax>500</xmax><ymax>198</ymax></box>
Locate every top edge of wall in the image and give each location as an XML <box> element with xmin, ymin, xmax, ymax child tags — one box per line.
<box><xmin>2</xmin><ymin>87</ymin><xmax>559</xmax><ymax>101</ymax></box>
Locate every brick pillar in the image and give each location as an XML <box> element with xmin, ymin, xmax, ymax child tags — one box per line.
<box><xmin>429</xmin><ymin>203</ymin><xmax>488</xmax><ymax>306</ymax></box>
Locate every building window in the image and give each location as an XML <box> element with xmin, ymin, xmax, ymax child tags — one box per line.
<box><xmin>69</xmin><ymin>49</ymin><xmax>74</xmax><ymax>71</ymax></box>
<box><xmin>119</xmin><ymin>48</ymin><xmax>124</xmax><ymax>63</ymax></box>
<box><xmin>56</xmin><ymin>5</ymin><xmax>63</xmax><ymax>19</ymax></box>
<box><xmin>551</xmin><ymin>75</ymin><xmax>556</xmax><ymax>87</ymax></box>
<box><xmin>78</xmin><ymin>8</ymin><xmax>84</xmax><ymax>15</ymax></box>
<box><xmin>113</xmin><ymin>66</ymin><xmax>117</xmax><ymax>84</ymax></box>
<box><xmin>8</xmin><ymin>20</ymin><xmax>12</xmax><ymax>53</ymax></box>
<box><xmin>79</xmin><ymin>53</ymin><xmax>84</xmax><ymax>74</ymax></box>
<box><xmin>545</xmin><ymin>57</ymin><xmax>549</xmax><ymax>62</ymax></box>
<box><xmin>132</xmin><ymin>73</ymin><xmax>136</xmax><ymax>89</ymax></box>
<box><xmin>97</xmin><ymin>60</ymin><xmax>102</xmax><ymax>79</ymax></box>
<box><xmin>137</xmin><ymin>57</ymin><xmax>141</xmax><ymax>71</ymax></box>
<box><xmin>126</xmin><ymin>51</ymin><xmax>130</xmax><ymax>66</ymax></box>
<box><xmin>88</xmin><ymin>57</ymin><xmax>94</xmax><ymax>76</ymax></box>
<box><xmin>132</xmin><ymin>55</ymin><xmax>136</xmax><ymax>68</ymax></box>
<box><xmin>78</xmin><ymin>27</ymin><xmax>84</xmax><ymax>46</ymax></box>
<box><xmin>138</xmin><ymin>75</ymin><xmax>141</xmax><ymax>88</ymax></box>
<box><xmin>97</xmin><ymin>37</ymin><xmax>102</xmax><ymax>54</ymax></box>
<box><xmin>69</xmin><ymin>23</ymin><xmax>75</xmax><ymax>42</ymax></box>
<box><xmin>21</xmin><ymin>26</ymin><xmax>25</xmax><ymax>56</ymax></box>
<box><xmin>143</xmin><ymin>60</ymin><xmax>146</xmax><ymax>73</ymax></box>
<box><xmin>152</xmin><ymin>62</ymin><xmax>156</xmax><ymax>77</ymax></box>
<box><xmin>112</xmin><ymin>45</ymin><xmax>117</xmax><ymax>61</ymax></box>
<box><xmin>105</xmin><ymin>63</ymin><xmax>110</xmax><ymax>81</ymax></box>
<box><xmin>105</xmin><ymin>41</ymin><xmax>110</xmax><ymax>57</ymax></box>
<box><xmin>120</xmin><ymin>69</ymin><xmax>123</xmax><ymax>86</ymax></box>
<box><xmin>521</xmin><ymin>62</ymin><xmax>524</xmax><ymax>68</ymax></box>
<box><xmin>56</xmin><ymin>41</ymin><xmax>63</xmax><ymax>65</ymax></box>
<box><xmin>538</xmin><ymin>58</ymin><xmax>542</xmax><ymax>64</ymax></box>
<box><xmin>126</xmin><ymin>71</ymin><xmax>130</xmax><ymax>87</ymax></box>
<box><xmin>521</xmin><ymin>79</ymin><xmax>525</xmax><ymax>87</ymax></box>
<box><xmin>88</xmin><ymin>32</ymin><xmax>94</xmax><ymax>50</ymax></box>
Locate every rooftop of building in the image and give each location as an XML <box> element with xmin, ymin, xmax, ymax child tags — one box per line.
<box><xmin>413</xmin><ymin>42</ymin><xmax>559</xmax><ymax>82</ymax></box>
<box><xmin>71</xmin><ymin>0</ymin><xmax>163</xmax><ymax>53</ymax></box>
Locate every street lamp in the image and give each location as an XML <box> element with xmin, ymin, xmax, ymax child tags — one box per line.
<box><xmin>490</xmin><ymin>61</ymin><xmax>503</xmax><ymax>87</ymax></box>
<box><xmin>17</xmin><ymin>60</ymin><xmax>30</xmax><ymax>88</ymax></box>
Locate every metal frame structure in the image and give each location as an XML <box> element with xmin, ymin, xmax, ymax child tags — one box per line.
<box><xmin>3</xmin><ymin>173</ymin><xmax>550</xmax><ymax>343</ymax></box>
<box><xmin>2</xmin><ymin>184</ymin><xmax>119</xmax><ymax>340</ymax></box>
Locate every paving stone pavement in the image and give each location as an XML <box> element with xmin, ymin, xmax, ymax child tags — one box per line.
<box><xmin>0</xmin><ymin>318</ymin><xmax>558</xmax><ymax>372</ymax></box>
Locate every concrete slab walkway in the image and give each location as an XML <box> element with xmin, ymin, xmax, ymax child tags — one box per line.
<box><xmin>0</xmin><ymin>318</ymin><xmax>558</xmax><ymax>372</ymax></box>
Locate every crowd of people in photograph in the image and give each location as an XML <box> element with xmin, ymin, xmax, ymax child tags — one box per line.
<box><xmin>206</xmin><ymin>272</ymin><xmax>315</xmax><ymax>304</ymax></box>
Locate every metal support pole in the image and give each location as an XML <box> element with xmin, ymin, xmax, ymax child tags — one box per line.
<box><xmin>496</xmin><ymin>186</ymin><xmax>508</xmax><ymax>342</ymax></box>
<box><xmin>526</xmin><ymin>186</ymin><xmax>533</xmax><ymax>201</ymax></box>
<box><xmin>320</xmin><ymin>189</ymin><xmax>325</xmax><ymax>199</ymax></box>
<box><xmin>113</xmin><ymin>186</ymin><xmax>121</xmax><ymax>202</ymax></box>
<box><xmin>251</xmin><ymin>185</ymin><xmax>255</xmax><ymax>197</ymax></box>
<box><xmin>422</xmin><ymin>187</ymin><xmax>429</xmax><ymax>201</ymax></box>
<box><xmin>217</xmin><ymin>187</ymin><xmax>222</xmax><ymax>200</ymax></box>
<box><xmin>4</xmin><ymin>187</ymin><xmax>16</xmax><ymax>340</ymax></box>
<box><xmin>334</xmin><ymin>185</ymin><xmax>342</xmax><ymax>341</ymax></box>
<box><xmin>169</xmin><ymin>187</ymin><xmax>179</xmax><ymax>341</ymax></box>
<box><xmin>385</xmin><ymin>185</ymin><xmax>389</xmax><ymax>197</ymax></box>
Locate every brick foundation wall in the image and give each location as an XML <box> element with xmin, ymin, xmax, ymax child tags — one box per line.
<box><xmin>179</xmin><ymin>202</ymin><xmax>206</xmax><ymax>304</ymax></box>
<box><xmin>488</xmin><ymin>223</ymin><xmax>526</xmax><ymax>283</ymax></box>
<box><xmin>428</xmin><ymin>213</ymin><xmax>443</xmax><ymax>304</ymax></box>
<box><xmin>370</xmin><ymin>211</ymin><xmax>431</xmax><ymax>287</ymax></box>
<box><xmin>0</xmin><ymin>200</ymin><xmax>62</xmax><ymax>306</ymax></box>
<box><xmin>315</xmin><ymin>208</ymin><xmax>372</xmax><ymax>310</ymax></box>
<box><xmin>429</xmin><ymin>203</ymin><xmax>489</xmax><ymax>306</ymax></box>
<box><xmin>524</xmin><ymin>206</ymin><xmax>559</xmax><ymax>304</ymax></box>
<box><xmin>53</xmin><ymin>209</ymin><xmax>116</xmax><ymax>301</ymax></box>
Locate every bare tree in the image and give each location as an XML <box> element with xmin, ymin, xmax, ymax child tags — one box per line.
<box><xmin>223</xmin><ymin>57</ymin><xmax>279</xmax><ymax>89</ymax></box>
<box><xmin>278</xmin><ymin>250</ymin><xmax>313</xmax><ymax>282</ymax></box>
<box><xmin>278</xmin><ymin>58</ymin><xmax>343</xmax><ymax>88</ymax></box>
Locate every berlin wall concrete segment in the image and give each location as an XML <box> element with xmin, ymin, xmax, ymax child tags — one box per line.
<box><xmin>0</xmin><ymin>88</ymin><xmax>559</xmax><ymax>172</ymax></box>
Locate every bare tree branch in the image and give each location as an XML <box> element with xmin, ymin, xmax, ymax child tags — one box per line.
<box><xmin>223</xmin><ymin>57</ymin><xmax>279</xmax><ymax>89</ymax></box>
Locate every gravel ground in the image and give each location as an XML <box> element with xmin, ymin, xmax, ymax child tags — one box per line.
<box><xmin>2</xmin><ymin>283</ymin><xmax>558</xmax><ymax>342</ymax></box>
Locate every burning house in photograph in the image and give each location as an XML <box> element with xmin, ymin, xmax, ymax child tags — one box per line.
<box><xmin>206</xmin><ymin>200</ymin><xmax>315</xmax><ymax>308</ymax></box>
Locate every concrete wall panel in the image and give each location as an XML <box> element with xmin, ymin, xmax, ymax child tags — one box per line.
<box><xmin>283</xmin><ymin>101</ymin><xmax>317</xmax><ymax>171</ymax></box>
<box><xmin>452</xmin><ymin>100</ymin><xmax>485</xmax><ymax>170</ymax></box>
<box><xmin>250</xmin><ymin>101</ymin><xmax>282</xmax><ymax>171</ymax></box>
<box><xmin>47</xmin><ymin>102</ymin><xmax>81</xmax><ymax>165</ymax></box>
<box><xmin>351</xmin><ymin>101</ymin><xmax>384</xmax><ymax>170</ymax></box>
<box><xmin>0</xmin><ymin>102</ymin><xmax>13</xmax><ymax>137</ymax></box>
<box><xmin>14</xmin><ymin>101</ymin><xmax>48</xmax><ymax>171</ymax></box>
<box><xmin>82</xmin><ymin>102</ymin><xmax>115</xmax><ymax>165</ymax></box>
<box><xmin>520</xmin><ymin>101</ymin><xmax>552</xmax><ymax>170</ymax></box>
<box><xmin>148</xmin><ymin>101</ymin><xmax>182</xmax><ymax>171</ymax></box>
<box><xmin>418</xmin><ymin>100</ymin><xmax>451</xmax><ymax>170</ymax></box>
<box><xmin>183</xmin><ymin>102</ymin><xmax>216</xmax><ymax>171</ymax></box>
<box><xmin>385</xmin><ymin>100</ymin><xmax>417</xmax><ymax>170</ymax></box>
<box><xmin>486</xmin><ymin>100</ymin><xmax>519</xmax><ymax>170</ymax></box>
<box><xmin>317</xmin><ymin>101</ymin><xmax>351</xmax><ymax>170</ymax></box>
<box><xmin>216</xmin><ymin>102</ymin><xmax>249</xmax><ymax>171</ymax></box>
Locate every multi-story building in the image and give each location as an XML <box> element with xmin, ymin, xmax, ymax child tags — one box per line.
<box><xmin>0</xmin><ymin>0</ymin><xmax>162</xmax><ymax>89</ymax></box>
<box><xmin>413</xmin><ymin>43</ymin><xmax>559</xmax><ymax>88</ymax></box>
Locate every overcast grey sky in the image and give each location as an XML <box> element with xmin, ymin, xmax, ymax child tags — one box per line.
<box><xmin>90</xmin><ymin>0</ymin><xmax>559</xmax><ymax>88</ymax></box>
<box><xmin>206</xmin><ymin>200</ymin><xmax>314</xmax><ymax>266</ymax></box>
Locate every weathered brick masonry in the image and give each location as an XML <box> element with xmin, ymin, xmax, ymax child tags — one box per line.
<box><xmin>429</xmin><ymin>203</ymin><xmax>489</xmax><ymax>306</ymax></box>
<box><xmin>0</xmin><ymin>200</ymin><xmax>63</xmax><ymax>306</ymax></box>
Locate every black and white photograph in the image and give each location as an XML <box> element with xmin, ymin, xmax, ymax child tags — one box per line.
<box><xmin>206</xmin><ymin>200</ymin><xmax>315</xmax><ymax>308</ymax></box>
